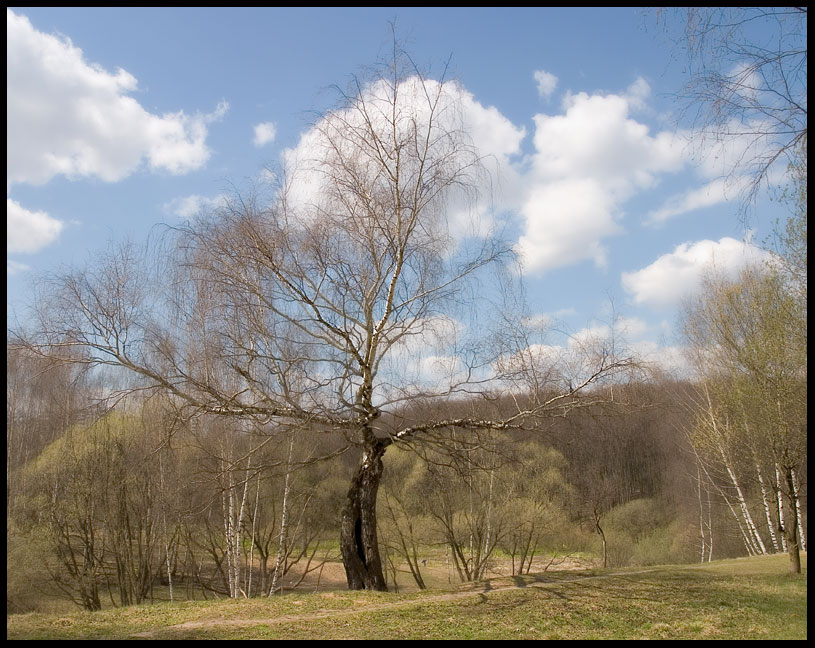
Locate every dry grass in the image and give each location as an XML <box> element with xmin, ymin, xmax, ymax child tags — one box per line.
<box><xmin>7</xmin><ymin>553</ymin><xmax>806</xmax><ymax>640</ymax></box>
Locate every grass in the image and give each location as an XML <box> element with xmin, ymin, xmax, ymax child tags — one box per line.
<box><xmin>7</xmin><ymin>553</ymin><xmax>806</xmax><ymax>640</ymax></box>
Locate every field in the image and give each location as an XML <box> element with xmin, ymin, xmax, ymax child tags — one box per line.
<box><xmin>6</xmin><ymin>553</ymin><xmax>806</xmax><ymax>640</ymax></box>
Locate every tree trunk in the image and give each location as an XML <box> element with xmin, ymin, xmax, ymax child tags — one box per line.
<box><xmin>270</xmin><ymin>436</ymin><xmax>294</xmax><ymax>596</ymax></box>
<box><xmin>718</xmin><ymin>443</ymin><xmax>767</xmax><ymax>555</ymax></box>
<box><xmin>782</xmin><ymin>465</ymin><xmax>802</xmax><ymax>575</ymax></box>
<box><xmin>594</xmin><ymin>509</ymin><xmax>607</xmax><ymax>569</ymax></box>
<box><xmin>340</xmin><ymin>440</ymin><xmax>387</xmax><ymax>591</ymax></box>
<box><xmin>775</xmin><ymin>465</ymin><xmax>788</xmax><ymax>551</ymax></box>
<box><xmin>791</xmin><ymin>468</ymin><xmax>806</xmax><ymax>553</ymax></box>
<box><xmin>755</xmin><ymin>462</ymin><xmax>780</xmax><ymax>552</ymax></box>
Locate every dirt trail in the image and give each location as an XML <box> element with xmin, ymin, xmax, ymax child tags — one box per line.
<box><xmin>130</xmin><ymin>568</ymin><xmax>659</xmax><ymax>638</ymax></box>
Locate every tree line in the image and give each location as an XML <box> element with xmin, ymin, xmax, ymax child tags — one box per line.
<box><xmin>7</xmin><ymin>354</ymin><xmax>805</xmax><ymax>612</ymax></box>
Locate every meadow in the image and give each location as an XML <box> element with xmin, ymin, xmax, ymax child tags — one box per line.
<box><xmin>7</xmin><ymin>553</ymin><xmax>806</xmax><ymax>640</ymax></box>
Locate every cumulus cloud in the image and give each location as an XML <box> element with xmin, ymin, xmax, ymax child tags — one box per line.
<box><xmin>621</xmin><ymin>237</ymin><xmax>771</xmax><ymax>309</ymax></box>
<box><xmin>515</xmin><ymin>83</ymin><xmax>685</xmax><ymax>274</ymax></box>
<box><xmin>163</xmin><ymin>194</ymin><xmax>228</xmax><ymax>220</ymax></box>
<box><xmin>6</xmin><ymin>9</ymin><xmax>227</xmax><ymax>257</ymax></box>
<box><xmin>533</xmin><ymin>70</ymin><xmax>558</xmax><ymax>100</ymax></box>
<box><xmin>516</xmin><ymin>178</ymin><xmax>621</xmax><ymax>271</ymax></box>
<box><xmin>624</xmin><ymin>77</ymin><xmax>651</xmax><ymax>111</ymax></box>
<box><xmin>278</xmin><ymin>73</ymin><xmax>695</xmax><ymax>278</ymax></box>
<box><xmin>253</xmin><ymin>121</ymin><xmax>277</xmax><ymax>148</ymax></box>
<box><xmin>7</xmin><ymin>198</ymin><xmax>63</xmax><ymax>254</ymax></box>
<box><xmin>628</xmin><ymin>339</ymin><xmax>690</xmax><ymax>376</ymax></box>
<box><xmin>281</xmin><ymin>76</ymin><xmax>525</xmax><ymax>243</ymax></box>
<box><xmin>7</xmin><ymin>9</ymin><xmax>227</xmax><ymax>187</ymax></box>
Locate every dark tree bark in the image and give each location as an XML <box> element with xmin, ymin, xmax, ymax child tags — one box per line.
<box><xmin>340</xmin><ymin>438</ymin><xmax>388</xmax><ymax>591</ymax></box>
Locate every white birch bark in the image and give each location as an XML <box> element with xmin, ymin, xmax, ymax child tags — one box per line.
<box><xmin>755</xmin><ymin>462</ymin><xmax>780</xmax><ymax>552</ymax></box>
<box><xmin>706</xmin><ymin>479</ymin><xmax>714</xmax><ymax>562</ymax></box>
<box><xmin>703</xmin><ymin>390</ymin><xmax>766</xmax><ymax>554</ymax></box>
<box><xmin>235</xmin><ymin>456</ymin><xmax>251</xmax><ymax>598</ymax></box>
<box><xmin>222</xmin><ymin>464</ymin><xmax>235</xmax><ymax>597</ymax></box>
<box><xmin>775</xmin><ymin>465</ymin><xmax>788</xmax><ymax>551</ymax></box>
<box><xmin>696</xmin><ymin>460</ymin><xmax>707</xmax><ymax>562</ymax></box>
<box><xmin>483</xmin><ymin>467</ymin><xmax>494</xmax><ymax>563</ymax></box>
<box><xmin>722</xmin><ymin>457</ymin><xmax>766</xmax><ymax>554</ymax></box>
<box><xmin>248</xmin><ymin>471</ymin><xmax>260</xmax><ymax>597</ymax></box>
<box><xmin>696</xmin><ymin>445</ymin><xmax>754</xmax><ymax>556</ymax></box>
<box><xmin>159</xmin><ymin>453</ymin><xmax>174</xmax><ymax>601</ymax></box>
<box><xmin>270</xmin><ymin>436</ymin><xmax>294</xmax><ymax>596</ymax></box>
<box><xmin>791</xmin><ymin>468</ymin><xmax>806</xmax><ymax>552</ymax></box>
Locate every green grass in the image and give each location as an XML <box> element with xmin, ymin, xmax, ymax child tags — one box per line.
<box><xmin>7</xmin><ymin>553</ymin><xmax>806</xmax><ymax>640</ymax></box>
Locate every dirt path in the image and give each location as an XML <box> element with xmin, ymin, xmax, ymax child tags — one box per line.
<box><xmin>130</xmin><ymin>569</ymin><xmax>659</xmax><ymax>638</ymax></box>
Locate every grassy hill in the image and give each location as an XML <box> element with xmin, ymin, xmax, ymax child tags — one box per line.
<box><xmin>7</xmin><ymin>553</ymin><xmax>806</xmax><ymax>640</ymax></box>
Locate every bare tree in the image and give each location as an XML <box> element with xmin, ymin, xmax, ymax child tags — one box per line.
<box><xmin>655</xmin><ymin>7</ymin><xmax>807</xmax><ymax>208</ymax></box>
<box><xmin>12</xmin><ymin>44</ymin><xmax>633</xmax><ymax>591</ymax></box>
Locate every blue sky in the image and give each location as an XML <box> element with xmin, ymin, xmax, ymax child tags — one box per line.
<box><xmin>7</xmin><ymin>7</ymin><xmax>787</xmax><ymax>375</ymax></box>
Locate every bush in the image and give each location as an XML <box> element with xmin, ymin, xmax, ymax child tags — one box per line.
<box><xmin>6</xmin><ymin>523</ymin><xmax>67</xmax><ymax>614</ymax></box>
<box><xmin>602</xmin><ymin>499</ymin><xmax>698</xmax><ymax>568</ymax></box>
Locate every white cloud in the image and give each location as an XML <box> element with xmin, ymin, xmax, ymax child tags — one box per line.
<box><xmin>253</xmin><ymin>121</ymin><xmax>277</xmax><ymax>148</ymax></box>
<box><xmin>628</xmin><ymin>340</ymin><xmax>691</xmax><ymax>376</ymax></box>
<box><xmin>646</xmin><ymin>116</ymin><xmax>786</xmax><ymax>225</ymax></box>
<box><xmin>533</xmin><ymin>70</ymin><xmax>558</xmax><ymax>100</ymax></box>
<box><xmin>624</xmin><ymin>77</ymin><xmax>651</xmax><ymax>111</ymax></box>
<box><xmin>521</xmin><ymin>313</ymin><xmax>553</xmax><ymax>330</ymax></box>
<box><xmin>7</xmin><ymin>259</ymin><xmax>31</xmax><ymax>275</ymax></box>
<box><xmin>417</xmin><ymin>354</ymin><xmax>469</xmax><ymax>389</ymax></box>
<box><xmin>282</xmin><ymin>76</ymin><xmax>525</xmax><ymax>243</ymax></box>
<box><xmin>373</xmin><ymin>316</ymin><xmax>472</xmax><ymax>399</ymax></box>
<box><xmin>6</xmin><ymin>9</ymin><xmax>227</xmax><ymax>189</ymax></box>
<box><xmin>516</xmin><ymin>178</ymin><xmax>621</xmax><ymax>272</ymax></box>
<box><xmin>529</xmin><ymin>89</ymin><xmax>682</xmax><ymax>191</ymax></box>
<box><xmin>278</xmin><ymin>74</ymin><xmax>703</xmax><ymax>282</ymax></box>
<box><xmin>613</xmin><ymin>315</ymin><xmax>650</xmax><ymax>341</ymax></box>
<box><xmin>163</xmin><ymin>194</ymin><xmax>228</xmax><ymax>220</ymax></box>
<box><xmin>621</xmin><ymin>237</ymin><xmax>771</xmax><ymax>309</ymax></box>
<box><xmin>279</xmin><ymin>75</ymin><xmax>698</xmax><ymax>279</ymax></box>
<box><xmin>646</xmin><ymin>178</ymin><xmax>733</xmax><ymax>224</ymax></box>
<box><xmin>7</xmin><ymin>198</ymin><xmax>63</xmax><ymax>254</ymax></box>
<box><xmin>515</xmin><ymin>84</ymin><xmax>686</xmax><ymax>274</ymax></box>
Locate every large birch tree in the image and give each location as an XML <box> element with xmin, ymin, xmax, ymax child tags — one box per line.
<box><xmin>13</xmin><ymin>46</ymin><xmax>632</xmax><ymax>591</ymax></box>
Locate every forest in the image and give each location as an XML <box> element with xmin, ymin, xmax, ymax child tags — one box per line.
<box><xmin>6</xmin><ymin>351</ymin><xmax>806</xmax><ymax>613</ymax></box>
<box><xmin>6</xmin><ymin>9</ymin><xmax>806</xmax><ymax>615</ymax></box>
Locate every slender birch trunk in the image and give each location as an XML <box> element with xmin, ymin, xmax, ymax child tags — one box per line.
<box><xmin>696</xmin><ymin>460</ymin><xmax>707</xmax><ymax>562</ymax></box>
<box><xmin>696</xmin><ymin>448</ymin><xmax>754</xmax><ymax>556</ymax></box>
<box><xmin>483</xmin><ymin>468</ymin><xmax>494</xmax><ymax>566</ymax></box>
<box><xmin>775</xmin><ymin>465</ymin><xmax>788</xmax><ymax>551</ymax></box>
<box><xmin>693</xmin><ymin>446</ymin><xmax>715</xmax><ymax>561</ymax></box>
<box><xmin>248</xmin><ymin>470</ymin><xmax>260</xmax><ymax>597</ymax></box>
<box><xmin>791</xmin><ymin>468</ymin><xmax>806</xmax><ymax>552</ymax></box>
<box><xmin>220</xmin><ymin>453</ymin><xmax>234</xmax><ymax>597</ymax></box>
<box><xmin>706</xmin><ymin>476</ymin><xmax>714</xmax><ymax>562</ymax></box>
<box><xmin>703</xmin><ymin>391</ymin><xmax>766</xmax><ymax>555</ymax></box>
<box><xmin>724</xmin><ymin>458</ymin><xmax>766</xmax><ymax>555</ymax></box>
<box><xmin>782</xmin><ymin>465</ymin><xmax>802</xmax><ymax>574</ymax></box>
<box><xmin>270</xmin><ymin>435</ymin><xmax>294</xmax><ymax>596</ymax></box>
<box><xmin>235</xmin><ymin>456</ymin><xmax>251</xmax><ymax>598</ymax></box>
<box><xmin>159</xmin><ymin>453</ymin><xmax>174</xmax><ymax>602</ymax></box>
<box><xmin>755</xmin><ymin>462</ymin><xmax>780</xmax><ymax>552</ymax></box>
